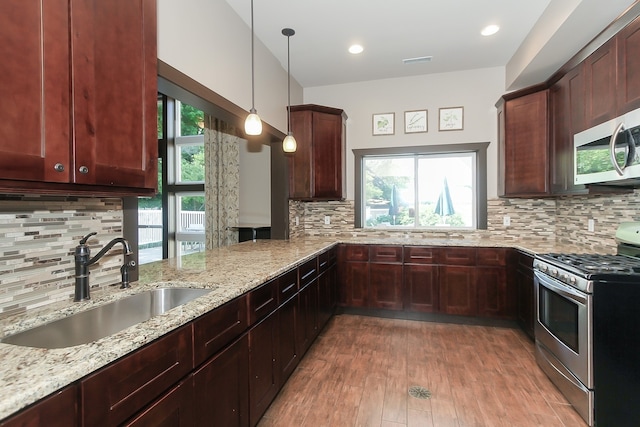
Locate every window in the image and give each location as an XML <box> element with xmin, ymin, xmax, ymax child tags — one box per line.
<box><xmin>137</xmin><ymin>95</ymin><xmax>206</xmax><ymax>264</ymax></box>
<box><xmin>354</xmin><ymin>143</ymin><xmax>488</xmax><ymax>229</ymax></box>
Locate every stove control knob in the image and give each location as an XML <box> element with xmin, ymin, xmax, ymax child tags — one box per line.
<box><xmin>551</xmin><ymin>269</ymin><xmax>558</xmax><ymax>277</ymax></box>
<box><xmin>569</xmin><ymin>276</ymin><xmax>577</xmax><ymax>285</ymax></box>
<box><xmin>561</xmin><ymin>274</ymin><xmax>569</xmax><ymax>282</ymax></box>
<box><xmin>540</xmin><ymin>264</ymin><xmax>548</xmax><ymax>273</ymax></box>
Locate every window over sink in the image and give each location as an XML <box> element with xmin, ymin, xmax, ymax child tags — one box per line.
<box><xmin>354</xmin><ymin>143</ymin><xmax>488</xmax><ymax>230</ymax></box>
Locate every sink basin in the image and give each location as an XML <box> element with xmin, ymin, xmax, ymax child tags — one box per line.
<box><xmin>1</xmin><ymin>287</ymin><xmax>212</xmax><ymax>349</ymax></box>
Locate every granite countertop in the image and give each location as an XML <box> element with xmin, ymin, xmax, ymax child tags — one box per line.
<box><xmin>0</xmin><ymin>235</ymin><xmax>592</xmax><ymax>420</ymax></box>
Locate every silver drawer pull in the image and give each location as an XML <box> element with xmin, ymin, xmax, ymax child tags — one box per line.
<box><xmin>79</xmin><ymin>166</ymin><xmax>89</xmax><ymax>174</ymax></box>
<box><xmin>54</xmin><ymin>163</ymin><xmax>65</xmax><ymax>172</ymax></box>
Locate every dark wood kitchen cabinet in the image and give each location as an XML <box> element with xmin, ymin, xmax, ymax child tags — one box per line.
<box><xmin>80</xmin><ymin>326</ymin><xmax>193</xmax><ymax>426</ymax></box>
<box><xmin>497</xmin><ymin>89</ymin><xmax>550</xmax><ymax>197</ymax></box>
<box><xmin>288</xmin><ymin>104</ymin><xmax>347</xmax><ymax>200</ymax></box>
<box><xmin>248</xmin><ymin>312</ymin><xmax>279</xmax><ymax>427</ymax></box>
<box><xmin>0</xmin><ymin>0</ymin><xmax>157</xmax><ymax>196</ymax></box>
<box><xmin>403</xmin><ymin>246</ymin><xmax>440</xmax><ymax>312</ymax></box>
<box><xmin>317</xmin><ymin>248</ymin><xmax>337</xmax><ymax>330</ymax></box>
<box><xmin>585</xmin><ymin>37</ymin><xmax>617</xmax><ymax>127</ymax></box>
<box><xmin>124</xmin><ymin>380</ymin><xmax>193</xmax><ymax>427</ymax></box>
<box><xmin>550</xmin><ymin>65</ymin><xmax>588</xmax><ymax>195</ymax></box>
<box><xmin>192</xmin><ymin>336</ymin><xmax>249</xmax><ymax>427</ymax></box>
<box><xmin>617</xmin><ymin>15</ymin><xmax>640</xmax><ymax>114</ymax></box>
<box><xmin>515</xmin><ymin>250</ymin><xmax>535</xmax><ymax>340</ymax></box>
<box><xmin>439</xmin><ymin>266</ymin><xmax>476</xmax><ymax>316</ymax></box>
<box><xmin>369</xmin><ymin>246</ymin><xmax>404</xmax><ymax>310</ymax></box>
<box><xmin>297</xmin><ymin>257</ymin><xmax>320</xmax><ymax>355</ymax></box>
<box><xmin>338</xmin><ymin>244</ymin><xmax>370</xmax><ymax>307</ymax></box>
<box><xmin>1</xmin><ymin>386</ymin><xmax>78</xmax><ymax>427</ymax></box>
<box><xmin>276</xmin><ymin>270</ymin><xmax>299</xmax><ymax>384</ymax></box>
<box><xmin>476</xmin><ymin>248</ymin><xmax>514</xmax><ymax>319</ymax></box>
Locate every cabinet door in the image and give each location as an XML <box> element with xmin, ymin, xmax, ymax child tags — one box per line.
<box><xmin>1</xmin><ymin>386</ymin><xmax>77</xmax><ymax>427</ymax></box>
<box><xmin>585</xmin><ymin>37</ymin><xmax>617</xmax><ymax>126</ymax></box>
<box><xmin>403</xmin><ymin>264</ymin><xmax>439</xmax><ymax>312</ymax></box>
<box><xmin>278</xmin><ymin>295</ymin><xmax>298</xmax><ymax>384</ymax></box>
<box><xmin>337</xmin><ymin>261</ymin><xmax>369</xmax><ymax>307</ymax></box>
<box><xmin>439</xmin><ymin>266</ymin><xmax>476</xmax><ymax>316</ymax></box>
<box><xmin>317</xmin><ymin>268</ymin><xmax>333</xmax><ymax>330</ymax></box>
<box><xmin>81</xmin><ymin>326</ymin><xmax>192</xmax><ymax>427</ymax></box>
<box><xmin>617</xmin><ymin>15</ymin><xmax>640</xmax><ymax>114</ymax></box>
<box><xmin>124</xmin><ymin>380</ymin><xmax>194</xmax><ymax>427</ymax></box>
<box><xmin>312</xmin><ymin>111</ymin><xmax>344</xmax><ymax>199</ymax></box>
<box><xmin>193</xmin><ymin>336</ymin><xmax>249</xmax><ymax>427</ymax></box>
<box><xmin>71</xmin><ymin>0</ymin><xmax>157</xmax><ymax>191</ymax></box>
<box><xmin>516</xmin><ymin>252</ymin><xmax>535</xmax><ymax>340</ymax></box>
<box><xmin>550</xmin><ymin>66</ymin><xmax>587</xmax><ymax>195</ymax></box>
<box><xmin>476</xmin><ymin>266</ymin><xmax>514</xmax><ymax>319</ymax></box>
<box><xmin>502</xmin><ymin>91</ymin><xmax>550</xmax><ymax>196</ymax></box>
<box><xmin>248</xmin><ymin>312</ymin><xmax>279</xmax><ymax>427</ymax></box>
<box><xmin>0</xmin><ymin>0</ymin><xmax>71</xmax><ymax>184</ymax></box>
<box><xmin>369</xmin><ymin>263</ymin><xmax>403</xmax><ymax>310</ymax></box>
<box><xmin>296</xmin><ymin>278</ymin><xmax>319</xmax><ymax>355</ymax></box>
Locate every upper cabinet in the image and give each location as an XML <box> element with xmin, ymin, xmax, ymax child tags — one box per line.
<box><xmin>0</xmin><ymin>0</ymin><xmax>157</xmax><ymax>196</ymax></box>
<box><xmin>617</xmin><ymin>15</ymin><xmax>640</xmax><ymax>114</ymax></box>
<box><xmin>497</xmin><ymin>89</ymin><xmax>550</xmax><ymax>197</ymax></box>
<box><xmin>584</xmin><ymin>37</ymin><xmax>617</xmax><ymax>127</ymax></box>
<box><xmin>288</xmin><ymin>104</ymin><xmax>347</xmax><ymax>201</ymax></box>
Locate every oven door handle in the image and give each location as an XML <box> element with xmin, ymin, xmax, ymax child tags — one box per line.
<box><xmin>534</xmin><ymin>271</ymin><xmax>588</xmax><ymax>305</ymax></box>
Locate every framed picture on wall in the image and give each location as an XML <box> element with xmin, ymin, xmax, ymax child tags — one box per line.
<box><xmin>438</xmin><ymin>106</ymin><xmax>464</xmax><ymax>131</ymax></box>
<box><xmin>404</xmin><ymin>110</ymin><xmax>428</xmax><ymax>133</ymax></box>
<box><xmin>372</xmin><ymin>113</ymin><xmax>395</xmax><ymax>135</ymax></box>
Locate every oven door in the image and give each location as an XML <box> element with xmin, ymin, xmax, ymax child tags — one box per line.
<box><xmin>534</xmin><ymin>271</ymin><xmax>593</xmax><ymax>388</ymax></box>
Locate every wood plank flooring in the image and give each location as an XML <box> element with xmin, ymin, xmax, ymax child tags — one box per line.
<box><xmin>258</xmin><ymin>314</ymin><xmax>587</xmax><ymax>427</ymax></box>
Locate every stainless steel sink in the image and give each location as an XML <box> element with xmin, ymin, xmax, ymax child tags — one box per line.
<box><xmin>0</xmin><ymin>287</ymin><xmax>212</xmax><ymax>349</ymax></box>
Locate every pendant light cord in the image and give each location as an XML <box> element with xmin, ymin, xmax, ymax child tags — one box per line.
<box><xmin>287</xmin><ymin>32</ymin><xmax>291</xmax><ymax>133</ymax></box>
<box><xmin>250</xmin><ymin>0</ymin><xmax>256</xmax><ymax>111</ymax></box>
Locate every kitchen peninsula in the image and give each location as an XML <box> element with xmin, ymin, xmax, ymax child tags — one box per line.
<box><xmin>0</xmin><ymin>236</ymin><xmax>585</xmax><ymax>425</ymax></box>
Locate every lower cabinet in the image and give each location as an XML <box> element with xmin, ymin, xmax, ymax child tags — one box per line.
<box><xmin>124</xmin><ymin>379</ymin><xmax>194</xmax><ymax>427</ymax></box>
<box><xmin>403</xmin><ymin>263</ymin><xmax>439</xmax><ymax>312</ymax></box>
<box><xmin>1</xmin><ymin>386</ymin><xmax>78</xmax><ymax>427</ymax></box>
<box><xmin>369</xmin><ymin>263</ymin><xmax>403</xmax><ymax>310</ymax></box>
<box><xmin>248</xmin><ymin>308</ymin><xmax>280</xmax><ymax>427</ymax></box>
<box><xmin>439</xmin><ymin>266</ymin><xmax>476</xmax><ymax>316</ymax></box>
<box><xmin>192</xmin><ymin>335</ymin><xmax>249</xmax><ymax>427</ymax></box>
<box><xmin>515</xmin><ymin>251</ymin><xmax>535</xmax><ymax>339</ymax></box>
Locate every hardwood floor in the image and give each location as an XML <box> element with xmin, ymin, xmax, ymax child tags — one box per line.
<box><xmin>258</xmin><ymin>314</ymin><xmax>587</xmax><ymax>427</ymax></box>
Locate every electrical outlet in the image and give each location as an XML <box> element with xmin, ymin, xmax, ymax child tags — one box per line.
<box><xmin>294</xmin><ymin>216</ymin><xmax>299</xmax><ymax>226</ymax></box>
<box><xmin>503</xmin><ymin>216</ymin><xmax>511</xmax><ymax>226</ymax></box>
<box><xmin>324</xmin><ymin>216</ymin><xmax>331</xmax><ymax>225</ymax></box>
<box><xmin>588</xmin><ymin>218</ymin><xmax>595</xmax><ymax>232</ymax></box>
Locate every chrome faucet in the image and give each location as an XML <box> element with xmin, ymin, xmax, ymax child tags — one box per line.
<box><xmin>74</xmin><ymin>232</ymin><xmax>136</xmax><ymax>301</ymax></box>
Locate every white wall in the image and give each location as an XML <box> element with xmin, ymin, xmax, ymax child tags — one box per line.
<box><xmin>304</xmin><ymin>67</ymin><xmax>506</xmax><ymax>199</ymax></box>
<box><xmin>158</xmin><ymin>0</ymin><xmax>303</xmax><ymax>226</ymax></box>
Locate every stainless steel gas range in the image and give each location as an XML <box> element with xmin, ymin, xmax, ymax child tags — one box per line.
<box><xmin>533</xmin><ymin>222</ymin><xmax>640</xmax><ymax>427</ymax></box>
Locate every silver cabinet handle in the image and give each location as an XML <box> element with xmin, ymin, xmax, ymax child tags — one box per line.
<box><xmin>79</xmin><ymin>166</ymin><xmax>89</xmax><ymax>174</ymax></box>
<box><xmin>54</xmin><ymin>163</ymin><xmax>65</xmax><ymax>172</ymax></box>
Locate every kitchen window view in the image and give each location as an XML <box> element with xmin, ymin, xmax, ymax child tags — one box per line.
<box><xmin>362</xmin><ymin>152</ymin><xmax>477</xmax><ymax>229</ymax></box>
<box><xmin>138</xmin><ymin>95</ymin><xmax>206</xmax><ymax>264</ymax></box>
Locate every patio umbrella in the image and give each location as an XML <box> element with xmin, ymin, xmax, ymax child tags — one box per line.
<box><xmin>388</xmin><ymin>184</ymin><xmax>400</xmax><ymax>225</ymax></box>
<box><xmin>434</xmin><ymin>177</ymin><xmax>454</xmax><ymax>223</ymax></box>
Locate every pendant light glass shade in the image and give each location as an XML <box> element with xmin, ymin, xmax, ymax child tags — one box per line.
<box><xmin>245</xmin><ymin>0</ymin><xmax>262</xmax><ymax>136</ymax></box>
<box><xmin>245</xmin><ymin>108</ymin><xmax>262</xmax><ymax>135</ymax></box>
<box><xmin>282</xmin><ymin>28</ymin><xmax>296</xmax><ymax>153</ymax></box>
<box><xmin>283</xmin><ymin>132</ymin><xmax>297</xmax><ymax>153</ymax></box>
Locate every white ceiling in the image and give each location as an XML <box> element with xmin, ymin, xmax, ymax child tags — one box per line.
<box><xmin>224</xmin><ymin>0</ymin><xmax>637</xmax><ymax>90</ymax></box>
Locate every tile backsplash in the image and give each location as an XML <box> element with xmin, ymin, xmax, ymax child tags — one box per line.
<box><xmin>0</xmin><ymin>196</ymin><xmax>124</xmax><ymax>318</ymax></box>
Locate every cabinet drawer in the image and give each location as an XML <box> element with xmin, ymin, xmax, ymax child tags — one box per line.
<box><xmin>81</xmin><ymin>326</ymin><xmax>193</xmax><ymax>427</ymax></box>
<box><xmin>370</xmin><ymin>245</ymin><xmax>403</xmax><ymax>263</ymax></box>
<box><xmin>476</xmin><ymin>248</ymin><xmax>508</xmax><ymax>266</ymax></box>
<box><xmin>278</xmin><ymin>269</ymin><xmax>298</xmax><ymax>305</ymax></box>
<box><xmin>440</xmin><ymin>247</ymin><xmax>477</xmax><ymax>266</ymax></box>
<box><xmin>340</xmin><ymin>244</ymin><xmax>369</xmax><ymax>262</ymax></box>
<box><xmin>299</xmin><ymin>257</ymin><xmax>318</xmax><ymax>289</ymax></box>
<box><xmin>403</xmin><ymin>246</ymin><xmax>440</xmax><ymax>264</ymax></box>
<box><xmin>193</xmin><ymin>296</ymin><xmax>248</xmax><ymax>367</ymax></box>
<box><xmin>517</xmin><ymin>250</ymin><xmax>534</xmax><ymax>270</ymax></box>
<box><xmin>248</xmin><ymin>278</ymin><xmax>278</xmax><ymax>325</ymax></box>
<box><xmin>318</xmin><ymin>250</ymin><xmax>331</xmax><ymax>273</ymax></box>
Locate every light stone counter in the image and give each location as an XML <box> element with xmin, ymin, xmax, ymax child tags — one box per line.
<box><xmin>0</xmin><ymin>236</ymin><xmax>597</xmax><ymax>420</ymax></box>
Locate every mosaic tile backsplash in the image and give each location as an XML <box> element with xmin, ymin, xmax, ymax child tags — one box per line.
<box><xmin>1</xmin><ymin>189</ymin><xmax>639</xmax><ymax>317</ymax></box>
<box><xmin>0</xmin><ymin>196</ymin><xmax>125</xmax><ymax>318</ymax></box>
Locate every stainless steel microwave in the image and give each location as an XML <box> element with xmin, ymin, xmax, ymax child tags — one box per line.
<box><xmin>574</xmin><ymin>108</ymin><xmax>640</xmax><ymax>185</ymax></box>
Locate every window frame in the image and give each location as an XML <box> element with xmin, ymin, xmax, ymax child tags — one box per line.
<box><xmin>353</xmin><ymin>142</ymin><xmax>489</xmax><ymax>229</ymax></box>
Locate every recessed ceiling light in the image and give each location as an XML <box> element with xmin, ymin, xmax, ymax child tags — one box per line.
<box><xmin>481</xmin><ymin>25</ymin><xmax>500</xmax><ymax>36</ymax></box>
<box><xmin>348</xmin><ymin>44</ymin><xmax>364</xmax><ymax>54</ymax></box>
<box><xmin>402</xmin><ymin>56</ymin><xmax>432</xmax><ymax>65</ymax></box>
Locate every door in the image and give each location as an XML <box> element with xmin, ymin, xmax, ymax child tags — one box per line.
<box><xmin>71</xmin><ymin>0</ymin><xmax>157</xmax><ymax>190</ymax></box>
<box><xmin>0</xmin><ymin>0</ymin><xmax>71</xmax><ymax>184</ymax></box>
<box><xmin>248</xmin><ymin>312</ymin><xmax>279</xmax><ymax>427</ymax></box>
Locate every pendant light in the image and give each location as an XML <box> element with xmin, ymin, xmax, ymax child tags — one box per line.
<box><xmin>282</xmin><ymin>28</ymin><xmax>297</xmax><ymax>153</ymax></box>
<box><xmin>244</xmin><ymin>0</ymin><xmax>262</xmax><ymax>135</ymax></box>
